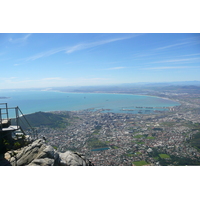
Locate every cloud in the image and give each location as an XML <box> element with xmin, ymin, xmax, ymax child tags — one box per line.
<box><xmin>133</xmin><ymin>52</ymin><xmax>157</xmax><ymax>58</ymax></box>
<box><xmin>132</xmin><ymin>40</ymin><xmax>199</xmax><ymax>60</ymax></box>
<box><xmin>1</xmin><ymin>77</ymin><xmax>65</xmax><ymax>85</ymax></box>
<box><xmin>0</xmin><ymin>77</ymin><xmax>17</xmax><ymax>83</ymax></box>
<box><xmin>9</xmin><ymin>34</ymin><xmax>32</xmax><ymax>43</ymax></box>
<box><xmin>151</xmin><ymin>57</ymin><xmax>200</xmax><ymax>64</ymax></box>
<box><xmin>142</xmin><ymin>66</ymin><xmax>196</xmax><ymax>70</ymax></box>
<box><xmin>0</xmin><ymin>76</ymin><xmax>68</xmax><ymax>89</ymax></box>
<box><xmin>25</xmin><ymin>47</ymin><xmax>65</xmax><ymax>61</ymax></box>
<box><xmin>155</xmin><ymin>42</ymin><xmax>189</xmax><ymax>50</ymax></box>
<box><xmin>24</xmin><ymin>34</ymin><xmax>140</xmax><ymax>62</ymax></box>
<box><xmin>178</xmin><ymin>53</ymin><xmax>200</xmax><ymax>57</ymax></box>
<box><xmin>80</xmin><ymin>77</ymin><xmax>108</xmax><ymax>81</ymax></box>
<box><xmin>0</xmin><ymin>77</ymin><xmax>34</xmax><ymax>85</ymax></box>
<box><xmin>41</xmin><ymin>77</ymin><xmax>64</xmax><ymax>81</ymax></box>
<box><xmin>76</xmin><ymin>77</ymin><xmax>110</xmax><ymax>85</ymax></box>
<box><xmin>65</xmin><ymin>35</ymin><xmax>138</xmax><ymax>54</ymax></box>
<box><xmin>106</xmin><ymin>67</ymin><xmax>127</xmax><ymax>70</ymax></box>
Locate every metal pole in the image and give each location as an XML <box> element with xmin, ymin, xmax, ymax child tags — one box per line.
<box><xmin>0</xmin><ymin>108</ymin><xmax>2</xmax><ymax>130</ymax></box>
<box><xmin>18</xmin><ymin>107</ymin><xmax>38</xmax><ymax>140</ymax></box>
<box><xmin>5</xmin><ymin>103</ymin><xmax>9</xmax><ymax>119</ymax></box>
<box><xmin>15</xmin><ymin>107</ymin><xmax>19</xmax><ymax>128</ymax></box>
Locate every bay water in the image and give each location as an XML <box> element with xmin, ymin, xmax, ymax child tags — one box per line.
<box><xmin>0</xmin><ymin>90</ymin><xmax>180</xmax><ymax>116</ymax></box>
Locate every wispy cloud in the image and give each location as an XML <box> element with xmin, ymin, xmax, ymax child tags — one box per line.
<box><xmin>176</xmin><ymin>53</ymin><xmax>200</xmax><ymax>57</ymax></box>
<box><xmin>24</xmin><ymin>34</ymin><xmax>140</xmax><ymax>62</ymax></box>
<box><xmin>0</xmin><ymin>77</ymin><xmax>34</xmax><ymax>85</ymax></box>
<box><xmin>41</xmin><ymin>77</ymin><xmax>64</xmax><ymax>81</ymax></box>
<box><xmin>66</xmin><ymin>35</ymin><xmax>138</xmax><ymax>54</ymax></box>
<box><xmin>151</xmin><ymin>57</ymin><xmax>200</xmax><ymax>64</ymax></box>
<box><xmin>142</xmin><ymin>66</ymin><xmax>197</xmax><ymax>70</ymax></box>
<box><xmin>155</xmin><ymin>42</ymin><xmax>189</xmax><ymax>50</ymax></box>
<box><xmin>105</xmin><ymin>67</ymin><xmax>127</xmax><ymax>70</ymax></box>
<box><xmin>9</xmin><ymin>33</ymin><xmax>32</xmax><ymax>43</ymax></box>
<box><xmin>1</xmin><ymin>77</ymin><xmax>18</xmax><ymax>81</ymax></box>
<box><xmin>179</xmin><ymin>35</ymin><xmax>200</xmax><ymax>45</ymax></box>
<box><xmin>25</xmin><ymin>47</ymin><xmax>65</xmax><ymax>61</ymax></box>
<box><xmin>1</xmin><ymin>77</ymin><xmax>65</xmax><ymax>84</ymax></box>
<box><xmin>132</xmin><ymin>39</ymin><xmax>199</xmax><ymax>60</ymax></box>
<box><xmin>80</xmin><ymin>77</ymin><xmax>108</xmax><ymax>81</ymax></box>
<box><xmin>76</xmin><ymin>77</ymin><xmax>111</xmax><ymax>85</ymax></box>
<box><xmin>133</xmin><ymin>52</ymin><xmax>157</xmax><ymax>58</ymax></box>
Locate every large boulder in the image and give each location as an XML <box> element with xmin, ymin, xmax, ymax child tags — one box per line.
<box><xmin>5</xmin><ymin>139</ymin><xmax>93</xmax><ymax>166</ymax></box>
<box><xmin>59</xmin><ymin>151</ymin><xmax>93</xmax><ymax>166</ymax></box>
<box><xmin>9</xmin><ymin>139</ymin><xmax>59</xmax><ymax>166</ymax></box>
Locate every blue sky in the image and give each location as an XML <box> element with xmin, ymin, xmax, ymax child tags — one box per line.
<box><xmin>0</xmin><ymin>33</ymin><xmax>200</xmax><ymax>89</ymax></box>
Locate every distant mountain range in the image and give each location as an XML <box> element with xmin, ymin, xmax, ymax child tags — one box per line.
<box><xmin>51</xmin><ymin>81</ymin><xmax>200</xmax><ymax>93</ymax></box>
<box><xmin>120</xmin><ymin>81</ymin><xmax>200</xmax><ymax>86</ymax></box>
<box><xmin>3</xmin><ymin>81</ymin><xmax>200</xmax><ymax>92</ymax></box>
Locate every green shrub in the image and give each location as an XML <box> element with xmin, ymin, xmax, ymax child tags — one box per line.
<box><xmin>14</xmin><ymin>142</ymin><xmax>21</xmax><ymax>149</ymax></box>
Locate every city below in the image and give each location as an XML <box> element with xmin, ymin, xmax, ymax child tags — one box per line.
<box><xmin>26</xmin><ymin>84</ymin><xmax>200</xmax><ymax>166</ymax></box>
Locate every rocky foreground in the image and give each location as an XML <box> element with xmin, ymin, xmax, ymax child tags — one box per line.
<box><xmin>1</xmin><ymin>139</ymin><xmax>93</xmax><ymax>166</ymax></box>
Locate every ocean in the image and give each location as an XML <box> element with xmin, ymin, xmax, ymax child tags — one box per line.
<box><xmin>0</xmin><ymin>90</ymin><xmax>180</xmax><ymax>116</ymax></box>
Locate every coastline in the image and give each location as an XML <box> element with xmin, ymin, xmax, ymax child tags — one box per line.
<box><xmin>0</xmin><ymin>90</ymin><xmax>180</xmax><ymax>117</ymax></box>
<box><xmin>46</xmin><ymin>89</ymin><xmax>181</xmax><ymax>105</ymax></box>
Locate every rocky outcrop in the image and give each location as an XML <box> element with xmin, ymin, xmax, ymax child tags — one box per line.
<box><xmin>3</xmin><ymin>139</ymin><xmax>93</xmax><ymax>166</ymax></box>
<box><xmin>59</xmin><ymin>151</ymin><xmax>92</xmax><ymax>166</ymax></box>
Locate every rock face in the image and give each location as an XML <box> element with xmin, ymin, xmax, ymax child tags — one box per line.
<box><xmin>4</xmin><ymin>139</ymin><xmax>93</xmax><ymax>166</ymax></box>
<box><xmin>59</xmin><ymin>151</ymin><xmax>91</xmax><ymax>166</ymax></box>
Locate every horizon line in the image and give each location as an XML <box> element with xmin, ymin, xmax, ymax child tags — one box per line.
<box><xmin>1</xmin><ymin>80</ymin><xmax>200</xmax><ymax>90</ymax></box>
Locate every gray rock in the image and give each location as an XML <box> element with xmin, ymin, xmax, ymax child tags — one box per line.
<box><xmin>59</xmin><ymin>151</ymin><xmax>87</xmax><ymax>166</ymax></box>
<box><xmin>28</xmin><ymin>158</ymin><xmax>55</xmax><ymax>166</ymax></box>
<box><xmin>8</xmin><ymin>139</ymin><xmax>93</xmax><ymax>166</ymax></box>
<box><xmin>28</xmin><ymin>145</ymin><xmax>59</xmax><ymax>166</ymax></box>
<box><xmin>15</xmin><ymin>139</ymin><xmax>47</xmax><ymax>166</ymax></box>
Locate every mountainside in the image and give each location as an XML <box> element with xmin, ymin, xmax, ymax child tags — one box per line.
<box><xmin>12</xmin><ymin>111</ymin><xmax>70</xmax><ymax>130</ymax></box>
<box><xmin>1</xmin><ymin>139</ymin><xmax>93</xmax><ymax>166</ymax></box>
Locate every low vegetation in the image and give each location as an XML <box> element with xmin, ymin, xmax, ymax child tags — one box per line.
<box><xmin>133</xmin><ymin>135</ymin><xmax>144</xmax><ymax>138</ymax></box>
<box><xmin>15</xmin><ymin>111</ymin><xmax>70</xmax><ymax>130</ymax></box>
<box><xmin>87</xmin><ymin>137</ymin><xmax>108</xmax><ymax>149</ymax></box>
<box><xmin>132</xmin><ymin>160</ymin><xmax>148</xmax><ymax>166</ymax></box>
<box><xmin>189</xmin><ymin>132</ymin><xmax>200</xmax><ymax>150</ymax></box>
<box><xmin>147</xmin><ymin>136</ymin><xmax>155</xmax><ymax>139</ymax></box>
<box><xmin>159</xmin><ymin>154</ymin><xmax>170</xmax><ymax>159</ymax></box>
<box><xmin>111</xmin><ymin>145</ymin><xmax>119</xmax><ymax>149</ymax></box>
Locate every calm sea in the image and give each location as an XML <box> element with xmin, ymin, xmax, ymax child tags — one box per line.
<box><xmin>0</xmin><ymin>90</ymin><xmax>180</xmax><ymax>116</ymax></box>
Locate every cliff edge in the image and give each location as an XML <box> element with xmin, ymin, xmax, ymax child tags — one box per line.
<box><xmin>1</xmin><ymin>139</ymin><xmax>93</xmax><ymax>166</ymax></box>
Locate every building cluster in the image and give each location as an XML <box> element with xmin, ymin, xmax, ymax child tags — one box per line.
<box><xmin>36</xmin><ymin>91</ymin><xmax>200</xmax><ymax>166</ymax></box>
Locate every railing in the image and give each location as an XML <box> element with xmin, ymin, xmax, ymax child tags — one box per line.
<box><xmin>0</xmin><ymin>103</ymin><xmax>9</xmax><ymax>130</ymax></box>
<box><xmin>0</xmin><ymin>103</ymin><xmax>38</xmax><ymax>140</ymax></box>
<box><xmin>17</xmin><ymin>106</ymin><xmax>38</xmax><ymax>139</ymax></box>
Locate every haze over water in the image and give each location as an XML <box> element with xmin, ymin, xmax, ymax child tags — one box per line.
<box><xmin>0</xmin><ymin>90</ymin><xmax>180</xmax><ymax>116</ymax></box>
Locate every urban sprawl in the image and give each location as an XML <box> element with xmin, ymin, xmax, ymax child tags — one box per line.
<box><xmin>37</xmin><ymin>89</ymin><xmax>200</xmax><ymax>166</ymax></box>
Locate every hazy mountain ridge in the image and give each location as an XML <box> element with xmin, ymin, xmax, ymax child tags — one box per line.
<box><xmin>2</xmin><ymin>81</ymin><xmax>200</xmax><ymax>92</ymax></box>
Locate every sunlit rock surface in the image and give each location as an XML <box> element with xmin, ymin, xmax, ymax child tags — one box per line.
<box><xmin>1</xmin><ymin>139</ymin><xmax>93</xmax><ymax>166</ymax></box>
